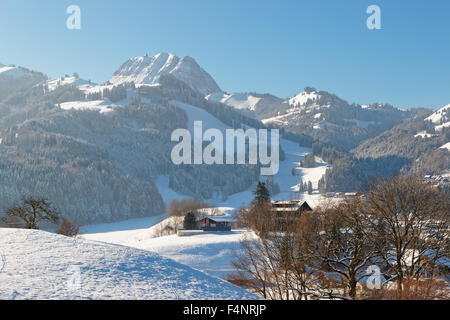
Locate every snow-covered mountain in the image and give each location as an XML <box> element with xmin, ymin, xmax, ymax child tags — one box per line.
<box><xmin>206</xmin><ymin>91</ymin><xmax>288</xmax><ymax>119</ymax></box>
<box><xmin>287</xmin><ymin>89</ymin><xmax>320</xmax><ymax>107</ymax></box>
<box><xmin>47</xmin><ymin>75</ymin><xmax>94</xmax><ymax>92</ymax></box>
<box><xmin>0</xmin><ymin>64</ymin><xmax>33</xmax><ymax>79</ymax></box>
<box><xmin>426</xmin><ymin>104</ymin><xmax>450</xmax><ymax>131</ymax></box>
<box><xmin>0</xmin><ymin>53</ymin><xmax>446</xmax><ymax>224</ymax></box>
<box><xmin>258</xmin><ymin>87</ymin><xmax>412</xmax><ymax>150</ymax></box>
<box><xmin>0</xmin><ymin>228</ymin><xmax>258</xmax><ymax>300</ymax></box>
<box><xmin>109</xmin><ymin>52</ymin><xmax>221</xmax><ymax>94</ymax></box>
<box><xmin>206</xmin><ymin>92</ymin><xmax>263</xmax><ymax>111</ymax></box>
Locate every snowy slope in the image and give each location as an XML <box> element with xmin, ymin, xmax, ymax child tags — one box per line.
<box><xmin>0</xmin><ymin>228</ymin><xmax>259</xmax><ymax>300</ymax></box>
<box><xmin>288</xmin><ymin>90</ymin><xmax>320</xmax><ymax>107</ymax></box>
<box><xmin>0</xmin><ymin>65</ymin><xmax>30</xmax><ymax>78</ymax></box>
<box><xmin>206</xmin><ymin>92</ymin><xmax>262</xmax><ymax>111</ymax></box>
<box><xmin>47</xmin><ymin>76</ymin><xmax>94</xmax><ymax>91</ymax></box>
<box><xmin>440</xmin><ymin>142</ymin><xmax>450</xmax><ymax>151</ymax></box>
<box><xmin>426</xmin><ymin>104</ymin><xmax>450</xmax><ymax>131</ymax></box>
<box><xmin>109</xmin><ymin>53</ymin><xmax>221</xmax><ymax>94</ymax></box>
<box><xmin>83</xmin><ymin>223</ymin><xmax>255</xmax><ymax>280</ymax></box>
<box><xmin>59</xmin><ymin>100</ymin><xmax>120</xmax><ymax>114</ymax></box>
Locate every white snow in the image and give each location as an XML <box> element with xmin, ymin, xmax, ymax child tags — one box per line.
<box><xmin>0</xmin><ymin>65</ymin><xmax>29</xmax><ymax>78</ymax></box>
<box><xmin>84</xmin><ymin>227</ymin><xmax>255</xmax><ymax>280</ymax></box>
<box><xmin>261</xmin><ymin>112</ymin><xmax>292</xmax><ymax>126</ymax></box>
<box><xmin>414</xmin><ymin>131</ymin><xmax>437</xmax><ymax>138</ymax></box>
<box><xmin>109</xmin><ymin>53</ymin><xmax>221</xmax><ymax>94</ymax></box>
<box><xmin>47</xmin><ymin>76</ymin><xmax>94</xmax><ymax>91</ymax></box>
<box><xmin>426</xmin><ymin>104</ymin><xmax>449</xmax><ymax>124</ymax></box>
<box><xmin>0</xmin><ymin>228</ymin><xmax>258</xmax><ymax>300</ymax></box>
<box><xmin>288</xmin><ymin>90</ymin><xmax>319</xmax><ymax>107</ymax></box>
<box><xmin>206</xmin><ymin>92</ymin><xmax>262</xmax><ymax>111</ymax></box>
<box><xmin>426</xmin><ymin>104</ymin><xmax>449</xmax><ymax>132</ymax></box>
<box><xmin>59</xmin><ymin>100</ymin><xmax>120</xmax><ymax>114</ymax></box>
<box><xmin>440</xmin><ymin>142</ymin><xmax>450</xmax><ymax>151</ymax></box>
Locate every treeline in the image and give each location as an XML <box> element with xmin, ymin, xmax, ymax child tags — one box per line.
<box><xmin>311</xmin><ymin>141</ymin><xmax>407</xmax><ymax>193</ymax></box>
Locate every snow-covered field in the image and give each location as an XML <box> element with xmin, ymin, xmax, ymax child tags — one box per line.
<box><xmin>0</xmin><ymin>229</ymin><xmax>258</xmax><ymax>300</ymax></box>
<box><xmin>84</xmin><ymin>227</ymin><xmax>255</xmax><ymax>280</ymax></box>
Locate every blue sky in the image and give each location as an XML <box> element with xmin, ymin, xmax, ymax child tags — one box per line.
<box><xmin>0</xmin><ymin>0</ymin><xmax>449</xmax><ymax>109</ymax></box>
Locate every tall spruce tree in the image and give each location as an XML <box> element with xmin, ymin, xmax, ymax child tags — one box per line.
<box><xmin>183</xmin><ymin>212</ymin><xmax>197</xmax><ymax>230</ymax></box>
<box><xmin>252</xmin><ymin>181</ymin><xmax>271</xmax><ymax>206</ymax></box>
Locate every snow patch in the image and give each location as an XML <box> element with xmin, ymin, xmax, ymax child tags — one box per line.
<box><xmin>206</xmin><ymin>92</ymin><xmax>262</xmax><ymax>111</ymax></box>
<box><xmin>440</xmin><ymin>142</ymin><xmax>450</xmax><ymax>151</ymax></box>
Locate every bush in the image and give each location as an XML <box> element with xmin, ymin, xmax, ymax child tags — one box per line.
<box><xmin>56</xmin><ymin>219</ymin><xmax>80</xmax><ymax>237</ymax></box>
<box><xmin>166</xmin><ymin>198</ymin><xmax>210</xmax><ymax>217</ymax></box>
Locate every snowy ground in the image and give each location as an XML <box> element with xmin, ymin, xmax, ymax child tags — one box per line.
<box><xmin>85</xmin><ymin>229</ymin><xmax>255</xmax><ymax>280</ymax></box>
<box><xmin>0</xmin><ymin>229</ymin><xmax>258</xmax><ymax>300</ymax></box>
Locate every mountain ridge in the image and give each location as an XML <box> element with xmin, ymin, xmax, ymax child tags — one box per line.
<box><xmin>109</xmin><ymin>52</ymin><xmax>222</xmax><ymax>95</ymax></box>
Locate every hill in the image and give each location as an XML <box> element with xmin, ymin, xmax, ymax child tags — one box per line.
<box><xmin>0</xmin><ymin>228</ymin><xmax>259</xmax><ymax>300</ymax></box>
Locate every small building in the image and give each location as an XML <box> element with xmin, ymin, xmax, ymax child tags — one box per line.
<box><xmin>197</xmin><ymin>217</ymin><xmax>233</xmax><ymax>232</ymax></box>
<box><xmin>270</xmin><ymin>200</ymin><xmax>312</xmax><ymax>216</ymax></box>
<box><xmin>269</xmin><ymin>200</ymin><xmax>313</xmax><ymax>230</ymax></box>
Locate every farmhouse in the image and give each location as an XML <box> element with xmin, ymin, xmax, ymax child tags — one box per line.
<box><xmin>197</xmin><ymin>216</ymin><xmax>233</xmax><ymax>232</ymax></box>
<box><xmin>270</xmin><ymin>200</ymin><xmax>312</xmax><ymax>216</ymax></box>
<box><xmin>177</xmin><ymin>213</ymin><xmax>237</xmax><ymax>236</ymax></box>
<box><xmin>269</xmin><ymin>200</ymin><xmax>313</xmax><ymax>229</ymax></box>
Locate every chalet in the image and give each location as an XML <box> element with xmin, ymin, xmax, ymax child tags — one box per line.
<box><xmin>269</xmin><ymin>200</ymin><xmax>313</xmax><ymax>230</ymax></box>
<box><xmin>270</xmin><ymin>200</ymin><xmax>312</xmax><ymax>216</ymax></box>
<box><xmin>197</xmin><ymin>216</ymin><xmax>234</xmax><ymax>232</ymax></box>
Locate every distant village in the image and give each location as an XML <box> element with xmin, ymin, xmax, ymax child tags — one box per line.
<box><xmin>424</xmin><ymin>171</ymin><xmax>450</xmax><ymax>190</ymax></box>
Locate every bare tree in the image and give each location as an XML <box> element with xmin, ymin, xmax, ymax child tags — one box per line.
<box><xmin>5</xmin><ymin>196</ymin><xmax>59</xmax><ymax>229</ymax></box>
<box><xmin>365</xmin><ymin>175</ymin><xmax>449</xmax><ymax>293</ymax></box>
<box><xmin>230</xmin><ymin>217</ymin><xmax>301</xmax><ymax>300</ymax></box>
<box><xmin>307</xmin><ymin>198</ymin><xmax>376</xmax><ymax>299</ymax></box>
<box><xmin>165</xmin><ymin>198</ymin><xmax>210</xmax><ymax>217</ymax></box>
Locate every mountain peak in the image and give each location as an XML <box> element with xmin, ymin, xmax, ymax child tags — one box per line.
<box><xmin>288</xmin><ymin>87</ymin><xmax>321</xmax><ymax>107</ymax></box>
<box><xmin>110</xmin><ymin>53</ymin><xmax>221</xmax><ymax>94</ymax></box>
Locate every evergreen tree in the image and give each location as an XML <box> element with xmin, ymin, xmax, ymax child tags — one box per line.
<box><xmin>183</xmin><ymin>212</ymin><xmax>197</xmax><ymax>230</ymax></box>
<box><xmin>298</xmin><ymin>178</ymin><xmax>304</xmax><ymax>192</ymax></box>
<box><xmin>307</xmin><ymin>181</ymin><xmax>313</xmax><ymax>195</ymax></box>
<box><xmin>252</xmin><ymin>181</ymin><xmax>271</xmax><ymax>206</ymax></box>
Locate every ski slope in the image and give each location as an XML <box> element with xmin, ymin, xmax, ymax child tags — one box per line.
<box><xmin>170</xmin><ymin>100</ymin><xmax>328</xmax><ymax>208</ymax></box>
<box><xmin>0</xmin><ymin>229</ymin><xmax>258</xmax><ymax>300</ymax></box>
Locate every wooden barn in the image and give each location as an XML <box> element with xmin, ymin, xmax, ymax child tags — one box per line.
<box><xmin>269</xmin><ymin>200</ymin><xmax>313</xmax><ymax>230</ymax></box>
<box><xmin>270</xmin><ymin>200</ymin><xmax>312</xmax><ymax>216</ymax></box>
<box><xmin>197</xmin><ymin>217</ymin><xmax>233</xmax><ymax>232</ymax></box>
